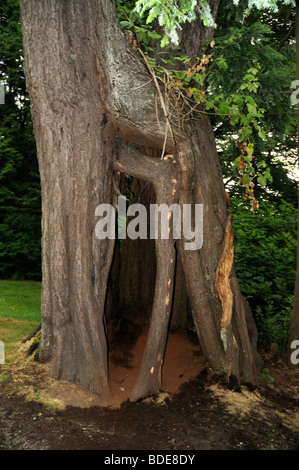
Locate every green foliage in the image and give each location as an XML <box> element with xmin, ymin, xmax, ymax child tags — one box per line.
<box><xmin>133</xmin><ymin>0</ymin><xmax>215</xmax><ymax>46</ymax></box>
<box><xmin>116</xmin><ymin>0</ymin><xmax>162</xmax><ymax>48</ymax></box>
<box><xmin>207</xmin><ymin>59</ymin><xmax>267</xmax><ymax>188</ymax></box>
<box><xmin>117</xmin><ymin>4</ymin><xmax>296</xmax><ymax>209</ymax></box>
<box><xmin>210</xmin><ymin>17</ymin><xmax>296</xmax><ymax>207</ymax></box>
<box><xmin>130</xmin><ymin>0</ymin><xmax>295</xmax><ymax>47</ymax></box>
<box><xmin>0</xmin><ymin>0</ymin><xmax>41</xmax><ymax>280</ymax></box>
<box><xmin>211</xmin><ymin>21</ymin><xmax>296</xmax><ymax>142</ymax></box>
<box><xmin>232</xmin><ymin>198</ymin><xmax>297</xmax><ymax>349</ymax></box>
<box><xmin>233</xmin><ymin>0</ymin><xmax>295</xmax><ymax>12</ymax></box>
<box><xmin>256</xmin><ymin>301</ymin><xmax>293</xmax><ymax>350</ymax></box>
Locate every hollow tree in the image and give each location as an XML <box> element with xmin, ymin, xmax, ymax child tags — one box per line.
<box><xmin>19</xmin><ymin>0</ymin><xmax>262</xmax><ymax>400</ymax></box>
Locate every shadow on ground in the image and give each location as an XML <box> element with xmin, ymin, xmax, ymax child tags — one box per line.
<box><xmin>0</xmin><ymin>328</ymin><xmax>298</xmax><ymax>450</ymax></box>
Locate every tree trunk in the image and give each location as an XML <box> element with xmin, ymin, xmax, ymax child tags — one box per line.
<box><xmin>19</xmin><ymin>0</ymin><xmax>117</xmax><ymax>395</ymax></box>
<box><xmin>176</xmin><ymin>117</ymin><xmax>260</xmax><ymax>389</ymax></box>
<box><xmin>20</xmin><ymin>0</ymin><xmax>261</xmax><ymax>399</ymax></box>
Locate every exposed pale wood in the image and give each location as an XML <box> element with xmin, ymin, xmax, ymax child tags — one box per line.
<box><xmin>215</xmin><ymin>213</ymin><xmax>234</xmax><ymax>329</ymax></box>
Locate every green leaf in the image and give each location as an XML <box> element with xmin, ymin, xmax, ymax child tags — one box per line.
<box><xmin>247</xmin><ymin>103</ymin><xmax>257</xmax><ymax>114</ymax></box>
<box><xmin>218</xmin><ymin>101</ymin><xmax>230</xmax><ymax>115</ymax></box>
<box><xmin>242</xmin><ymin>174</ymin><xmax>251</xmax><ymax>184</ymax></box>
<box><xmin>257</xmin><ymin>175</ymin><xmax>267</xmax><ymax>186</ymax></box>
<box><xmin>258</xmin><ymin>129</ymin><xmax>266</xmax><ymax>139</ymax></box>
<box><xmin>229</xmin><ymin>114</ymin><xmax>239</xmax><ymax>126</ymax></box>
<box><xmin>217</xmin><ymin>58</ymin><xmax>228</xmax><ymax>70</ymax></box>
<box><xmin>147</xmin><ymin>30</ymin><xmax>161</xmax><ymax>39</ymax></box>
<box><xmin>120</xmin><ymin>20</ymin><xmax>133</xmax><ymax>29</ymax></box>
<box><xmin>245</xmin><ymin>96</ymin><xmax>255</xmax><ymax>105</ymax></box>
<box><xmin>160</xmin><ymin>34</ymin><xmax>169</xmax><ymax>48</ymax></box>
<box><xmin>234</xmin><ymin>96</ymin><xmax>244</xmax><ymax>107</ymax></box>
<box><xmin>243</xmin><ymin>73</ymin><xmax>257</xmax><ymax>82</ymax></box>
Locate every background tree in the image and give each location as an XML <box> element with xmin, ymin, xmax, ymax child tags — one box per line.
<box><xmin>0</xmin><ymin>0</ymin><xmax>40</xmax><ymax>280</ymax></box>
<box><xmin>287</xmin><ymin>0</ymin><xmax>299</xmax><ymax>366</ymax></box>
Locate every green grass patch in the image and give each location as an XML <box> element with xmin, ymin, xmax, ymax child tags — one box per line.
<box><xmin>0</xmin><ymin>280</ymin><xmax>41</xmax><ymax>358</ymax></box>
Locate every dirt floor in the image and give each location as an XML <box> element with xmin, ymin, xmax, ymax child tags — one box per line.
<box><xmin>0</xmin><ymin>322</ymin><xmax>299</xmax><ymax>451</ymax></box>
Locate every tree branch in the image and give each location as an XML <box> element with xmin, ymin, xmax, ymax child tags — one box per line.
<box><xmin>113</xmin><ymin>141</ymin><xmax>180</xmax><ymax>203</ymax></box>
<box><xmin>277</xmin><ymin>23</ymin><xmax>295</xmax><ymax>51</ymax></box>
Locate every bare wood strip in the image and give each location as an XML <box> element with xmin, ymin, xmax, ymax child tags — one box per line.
<box><xmin>215</xmin><ymin>213</ymin><xmax>235</xmax><ymax>328</ymax></box>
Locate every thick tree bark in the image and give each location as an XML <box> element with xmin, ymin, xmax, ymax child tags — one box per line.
<box><xmin>20</xmin><ymin>0</ymin><xmax>261</xmax><ymax>399</ymax></box>
<box><xmin>175</xmin><ymin>117</ymin><xmax>260</xmax><ymax>388</ymax></box>
<box><xmin>19</xmin><ymin>0</ymin><xmax>117</xmax><ymax>395</ymax></box>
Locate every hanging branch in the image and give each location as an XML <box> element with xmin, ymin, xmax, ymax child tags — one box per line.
<box><xmin>138</xmin><ymin>48</ymin><xmax>176</xmax><ymax>157</ymax></box>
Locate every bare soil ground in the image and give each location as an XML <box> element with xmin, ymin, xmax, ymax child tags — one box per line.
<box><xmin>0</xmin><ymin>323</ymin><xmax>299</xmax><ymax>451</ymax></box>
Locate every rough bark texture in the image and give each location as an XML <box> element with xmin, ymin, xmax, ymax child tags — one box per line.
<box><xmin>20</xmin><ymin>0</ymin><xmax>261</xmax><ymax>399</ymax></box>
<box><xmin>19</xmin><ymin>0</ymin><xmax>117</xmax><ymax>395</ymax></box>
<box><xmin>172</xmin><ymin>112</ymin><xmax>260</xmax><ymax>387</ymax></box>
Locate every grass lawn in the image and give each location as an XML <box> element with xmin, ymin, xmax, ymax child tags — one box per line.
<box><xmin>0</xmin><ymin>280</ymin><xmax>41</xmax><ymax>360</ymax></box>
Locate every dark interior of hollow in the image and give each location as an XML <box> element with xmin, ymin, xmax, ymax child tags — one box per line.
<box><xmin>104</xmin><ymin>173</ymin><xmax>196</xmax><ymax>373</ymax></box>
